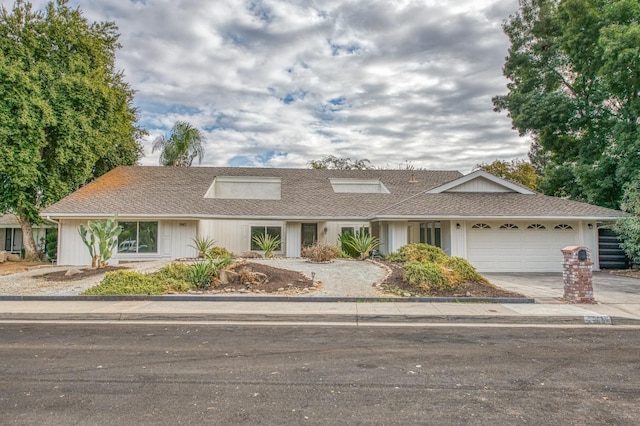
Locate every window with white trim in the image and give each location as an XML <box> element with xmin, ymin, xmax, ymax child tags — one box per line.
<box><xmin>118</xmin><ymin>222</ymin><xmax>158</xmax><ymax>253</ymax></box>
<box><xmin>554</xmin><ymin>224</ymin><xmax>573</xmax><ymax>230</ymax></box>
<box><xmin>499</xmin><ymin>223</ymin><xmax>519</xmax><ymax>229</ymax></box>
<box><xmin>250</xmin><ymin>226</ymin><xmax>282</xmax><ymax>251</ymax></box>
<box><xmin>471</xmin><ymin>223</ymin><xmax>491</xmax><ymax>229</ymax></box>
<box><xmin>527</xmin><ymin>224</ymin><xmax>546</xmax><ymax>229</ymax></box>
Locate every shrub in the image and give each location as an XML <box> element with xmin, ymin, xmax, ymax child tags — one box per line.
<box><xmin>155</xmin><ymin>262</ymin><xmax>190</xmax><ymax>282</ymax></box>
<box><xmin>252</xmin><ymin>233</ymin><xmax>281</xmax><ymax>258</ymax></box>
<box><xmin>190</xmin><ymin>236</ymin><xmax>216</xmax><ymax>258</ymax></box>
<box><xmin>388</xmin><ymin>244</ymin><xmax>448</xmax><ymax>263</ymax></box>
<box><xmin>403</xmin><ymin>261</ymin><xmax>450</xmax><ymax>291</ymax></box>
<box><xmin>83</xmin><ymin>270</ymin><xmax>193</xmax><ymax>295</ymax></box>
<box><xmin>445</xmin><ymin>257</ymin><xmax>488</xmax><ymax>284</ymax></box>
<box><xmin>187</xmin><ymin>261</ymin><xmax>216</xmax><ymax>289</ymax></box>
<box><xmin>338</xmin><ymin>233</ymin><xmax>360</xmax><ymax>258</ymax></box>
<box><xmin>339</xmin><ymin>230</ymin><xmax>380</xmax><ymax>260</ymax></box>
<box><xmin>301</xmin><ymin>243</ymin><xmax>340</xmax><ymax>262</ymax></box>
<box><xmin>208</xmin><ymin>246</ymin><xmax>233</xmax><ymax>259</ymax></box>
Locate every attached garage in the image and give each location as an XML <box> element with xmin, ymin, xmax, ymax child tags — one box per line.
<box><xmin>466</xmin><ymin>221</ymin><xmax>579</xmax><ymax>272</ymax></box>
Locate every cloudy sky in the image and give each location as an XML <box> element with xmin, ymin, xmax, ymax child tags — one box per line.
<box><xmin>11</xmin><ymin>0</ymin><xmax>530</xmax><ymax>172</ymax></box>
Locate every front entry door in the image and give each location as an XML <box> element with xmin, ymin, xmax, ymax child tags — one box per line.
<box><xmin>301</xmin><ymin>223</ymin><xmax>318</xmax><ymax>248</ymax></box>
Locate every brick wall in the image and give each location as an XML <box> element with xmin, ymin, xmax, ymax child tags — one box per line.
<box><xmin>561</xmin><ymin>246</ymin><xmax>595</xmax><ymax>303</ymax></box>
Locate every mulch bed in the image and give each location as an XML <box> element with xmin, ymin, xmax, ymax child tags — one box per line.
<box><xmin>378</xmin><ymin>261</ymin><xmax>527</xmax><ymax>298</ymax></box>
<box><xmin>208</xmin><ymin>261</ymin><xmax>315</xmax><ymax>294</ymax></box>
<box><xmin>38</xmin><ymin>266</ymin><xmax>126</xmax><ymax>282</ymax></box>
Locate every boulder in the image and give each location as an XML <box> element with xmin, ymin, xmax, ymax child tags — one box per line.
<box><xmin>64</xmin><ymin>268</ymin><xmax>83</xmax><ymax>277</ymax></box>
<box><xmin>0</xmin><ymin>251</ymin><xmax>7</xmax><ymax>263</ymax></box>
<box><xmin>6</xmin><ymin>253</ymin><xmax>21</xmax><ymax>262</ymax></box>
<box><xmin>219</xmin><ymin>269</ymin><xmax>240</xmax><ymax>285</ymax></box>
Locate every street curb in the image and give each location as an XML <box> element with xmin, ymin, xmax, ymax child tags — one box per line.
<box><xmin>0</xmin><ymin>295</ymin><xmax>535</xmax><ymax>303</ymax></box>
<box><xmin>0</xmin><ymin>312</ymin><xmax>638</xmax><ymax>325</ymax></box>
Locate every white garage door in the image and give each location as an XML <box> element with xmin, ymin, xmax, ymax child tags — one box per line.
<box><xmin>467</xmin><ymin>222</ymin><xmax>579</xmax><ymax>272</ymax></box>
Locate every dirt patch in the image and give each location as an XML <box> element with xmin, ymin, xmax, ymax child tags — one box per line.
<box><xmin>0</xmin><ymin>261</ymin><xmax>49</xmax><ymax>276</ymax></box>
<box><xmin>208</xmin><ymin>261</ymin><xmax>315</xmax><ymax>294</ymax></box>
<box><xmin>379</xmin><ymin>261</ymin><xmax>527</xmax><ymax>298</ymax></box>
<box><xmin>38</xmin><ymin>266</ymin><xmax>126</xmax><ymax>282</ymax></box>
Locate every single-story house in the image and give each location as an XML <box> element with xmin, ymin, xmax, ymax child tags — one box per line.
<box><xmin>0</xmin><ymin>214</ymin><xmax>51</xmax><ymax>255</ymax></box>
<box><xmin>40</xmin><ymin>166</ymin><xmax>624</xmax><ymax>272</ymax></box>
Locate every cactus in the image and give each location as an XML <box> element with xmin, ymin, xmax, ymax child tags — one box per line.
<box><xmin>78</xmin><ymin>215</ymin><xmax>122</xmax><ymax>268</ymax></box>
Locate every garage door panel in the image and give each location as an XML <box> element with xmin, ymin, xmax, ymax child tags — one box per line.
<box><xmin>467</xmin><ymin>222</ymin><xmax>579</xmax><ymax>272</ymax></box>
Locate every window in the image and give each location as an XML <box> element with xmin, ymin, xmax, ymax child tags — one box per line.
<box><xmin>471</xmin><ymin>223</ymin><xmax>491</xmax><ymax>229</ymax></box>
<box><xmin>118</xmin><ymin>222</ymin><xmax>158</xmax><ymax>253</ymax></box>
<box><xmin>250</xmin><ymin>226</ymin><xmax>282</xmax><ymax>251</ymax></box>
<box><xmin>499</xmin><ymin>223</ymin><xmax>519</xmax><ymax>229</ymax></box>
<box><xmin>527</xmin><ymin>224</ymin><xmax>546</xmax><ymax>229</ymax></box>
<box><xmin>4</xmin><ymin>228</ymin><xmax>22</xmax><ymax>253</ymax></box>
<box><xmin>420</xmin><ymin>222</ymin><xmax>441</xmax><ymax>247</ymax></box>
<box><xmin>554</xmin><ymin>224</ymin><xmax>573</xmax><ymax>230</ymax></box>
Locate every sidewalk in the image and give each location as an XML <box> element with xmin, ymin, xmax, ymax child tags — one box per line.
<box><xmin>1</xmin><ymin>298</ymin><xmax>639</xmax><ymax>325</ymax></box>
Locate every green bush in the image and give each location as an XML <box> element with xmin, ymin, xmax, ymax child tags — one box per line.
<box><xmin>208</xmin><ymin>246</ymin><xmax>234</xmax><ymax>259</ymax></box>
<box><xmin>403</xmin><ymin>261</ymin><xmax>451</xmax><ymax>291</ymax></box>
<box><xmin>387</xmin><ymin>244</ymin><xmax>448</xmax><ymax>263</ymax></box>
<box><xmin>445</xmin><ymin>257</ymin><xmax>488</xmax><ymax>284</ymax></box>
<box><xmin>187</xmin><ymin>261</ymin><xmax>216</xmax><ymax>289</ymax></box>
<box><xmin>83</xmin><ymin>271</ymin><xmax>193</xmax><ymax>295</ymax></box>
<box><xmin>155</xmin><ymin>262</ymin><xmax>190</xmax><ymax>282</ymax></box>
<box><xmin>301</xmin><ymin>243</ymin><xmax>340</xmax><ymax>262</ymax></box>
<box><xmin>339</xmin><ymin>230</ymin><xmax>380</xmax><ymax>260</ymax></box>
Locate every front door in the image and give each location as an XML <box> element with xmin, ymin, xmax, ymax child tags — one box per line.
<box><xmin>301</xmin><ymin>223</ymin><xmax>317</xmax><ymax>248</ymax></box>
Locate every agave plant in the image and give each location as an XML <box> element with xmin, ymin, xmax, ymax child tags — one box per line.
<box><xmin>340</xmin><ymin>230</ymin><xmax>380</xmax><ymax>260</ymax></box>
<box><xmin>189</xmin><ymin>236</ymin><xmax>216</xmax><ymax>258</ymax></box>
<box><xmin>252</xmin><ymin>233</ymin><xmax>281</xmax><ymax>258</ymax></box>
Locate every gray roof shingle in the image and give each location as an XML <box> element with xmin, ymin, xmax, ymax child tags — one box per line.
<box><xmin>41</xmin><ymin>166</ymin><xmax>623</xmax><ymax>220</ymax></box>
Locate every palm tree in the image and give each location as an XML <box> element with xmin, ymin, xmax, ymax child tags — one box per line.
<box><xmin>152</xmin><ymin>121</ymin><xmax>206</xmax><ymax>167</ymax></box>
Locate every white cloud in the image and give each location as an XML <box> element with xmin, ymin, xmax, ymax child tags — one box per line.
<box><xmin>5</xmin><ymin>0</ymin><xmax>530</xmax><ymax>172</ymax></box>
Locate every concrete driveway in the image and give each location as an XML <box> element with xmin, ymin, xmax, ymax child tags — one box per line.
<box><xmin>484</xmin><ymin>272</ymin><xmax>640</xmax><ymax>304</ymax></box>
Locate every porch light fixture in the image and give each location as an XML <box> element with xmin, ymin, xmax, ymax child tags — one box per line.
<box><xmin>588</xmin><ymin>223</ymin><xmax>593</xmax><ymax>229</ymax></box>
<box><xmin>456</xmin><ymin>223</ymin><xmax>461</xmax><ymax>229</ymax></box>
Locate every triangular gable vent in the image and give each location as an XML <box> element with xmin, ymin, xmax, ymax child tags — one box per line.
<box><xmin>425</xmin><ymin>170</ymin><xmax>535</xmax><ymax>194</ymax></box>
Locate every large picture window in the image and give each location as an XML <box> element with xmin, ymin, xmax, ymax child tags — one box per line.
<box><xmin>118</xmin><ymin>222</ymin><xmax>158</xmax><ymax>253</ymax></box>
<box><xmin>250</xmin><ymin>226</ymin><xmax>282</xmax><ymax>251</ymax></box>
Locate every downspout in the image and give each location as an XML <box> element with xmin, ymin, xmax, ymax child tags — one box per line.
<box><xmin>46</xmin><ymin>216</ymin><xmax>60</xmax><ymax>265</ymax></box>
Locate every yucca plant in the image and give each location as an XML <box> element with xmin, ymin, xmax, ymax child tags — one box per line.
<box><xmin>340</xmin><ymin>230</ymin><xmax>380</xmax><ymax>260</ymax></box>
<box><xmin>187</xmin><ymin>261</ymin><xmax>216</xmax><ymax>289</ymax></box>
<box><xmin>252</xmin><ymin>233</ymin><xmax>281</xmax><ymax>258</ymax></box>
<box><xmin>189</xmin><ymin>236</ymin><xmax>216</xmax><ymax>258</ymax></box>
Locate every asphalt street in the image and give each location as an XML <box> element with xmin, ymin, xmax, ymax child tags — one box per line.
<box><xmin>1</xmin><ymin>323</ymin><xmax>639</xmax><ymax>425</ymax></box>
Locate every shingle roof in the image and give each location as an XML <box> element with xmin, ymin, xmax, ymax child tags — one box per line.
<box><xmin>0</xmin><ymin>214</ymin><xmax>19</xmax><ymax>226</ymax></box>
<box><xmin>41</xmin><ymin>166</ymin><xmax>623</xmax><ymax>220</ymax></box>
<box><xmin>41</xmin><ymin>166</ymin><xmax>462</xmax><ymax>219</ymax></box>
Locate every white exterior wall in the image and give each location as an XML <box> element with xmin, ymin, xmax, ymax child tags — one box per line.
<box><xmin>199</xmin><ymin>219</ymin><xmax>287</xmax><ymax>256</ymax></box>
<box><xmin>447</xmin><ymin>177</ymin><xmax>513</xmax><ymax>193</ymax></box>
<box><xmin>449</xmin><ymin>220</ymin><xmax>467</xmax><ymax>258</ymax></box>
<box><xmin>386</xmin><ymin>222</ymin><xmax>408</xmax><ymax>254</ymax></box>
<box><xmin>58</xmin><ymin>219</ymin><xmax>196</xmax><ymax>266</ymax></box>
<box><xmin>59</xmin><ymin>219</ymin><xmax>94</xmax><ymax>266</ymax></box>
<box><xmin>286</xmin><ymin>222</ymin><xmax>302</xmax><ymax>257</ymax></box>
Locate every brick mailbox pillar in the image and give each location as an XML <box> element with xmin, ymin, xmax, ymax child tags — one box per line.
<box><xmin>561</xmin><ymin>246</ymin><xmax>595</xmax><ymax>303</ymax></box>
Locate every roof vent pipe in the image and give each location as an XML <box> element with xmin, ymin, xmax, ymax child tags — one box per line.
<box><xmin>409</xmin><ymin>174</ymin><xmax>417</xmax><ymax>183</ymax></box>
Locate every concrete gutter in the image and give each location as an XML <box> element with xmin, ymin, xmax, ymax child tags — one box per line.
<box><xmin>0</xmin><ymin>300</ymin><xmax>638</xmax><ymax>325</ymax></box>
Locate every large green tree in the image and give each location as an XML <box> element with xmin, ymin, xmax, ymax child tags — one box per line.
<box><xmin>474</xmin><ymin>159</ymin><xmax>539</xmax><ymax>190</ymax></box>
<box><xmin>152</xmin><ymin>121</ymin><xmax>206</xmax><ymax>167</ymax></box>
<box><xmin>494</xmin><ymin>0</ymin><xmax>640</xmax><ymax>209</ymax></box>
<box><xmin>308</xmin><ymin>155</ymin><xmax>374</xmax><ymax>170</ymax></box>
<box><xmin>0</xmin><ymin>0</ymin><xmax>144</xmax><ymax>260</ymax></box>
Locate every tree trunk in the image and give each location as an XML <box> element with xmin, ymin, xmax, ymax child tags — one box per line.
<box><xmin>16</xmin><ymin>214</ymin><xmax>40</xmax><ymax>261</ymax></box>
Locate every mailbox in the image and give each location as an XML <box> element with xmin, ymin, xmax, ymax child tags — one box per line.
<box><xmin>578</xmin><ymin>249</ymin><xmax>588</xmax><ymax>261</ymax></box>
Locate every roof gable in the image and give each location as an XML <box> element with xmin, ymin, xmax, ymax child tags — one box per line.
<box><xmin>426</xmin><ymin>170</ymin><xmax>536</xmax><ymax>195</ymax></box>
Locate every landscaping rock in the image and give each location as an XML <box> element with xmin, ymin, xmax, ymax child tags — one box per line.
<box><xmin>219</xmin><ymin>269</ymin><xmax>240</xmax><ymax>284</ymax></box>
<box><xmin>0</xmin><ymin>251</ymin><xmax>7</xmax><ymax>263</ymax></box>
<box><xmin>65</xmin><ymin>268</ymin><xmax>83</xmax><ymax>277</ymax></box>
<box><xmin>6</xmin><ymin>253</ymin><xmax>21</xmax><ymax>262</ymax></box>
